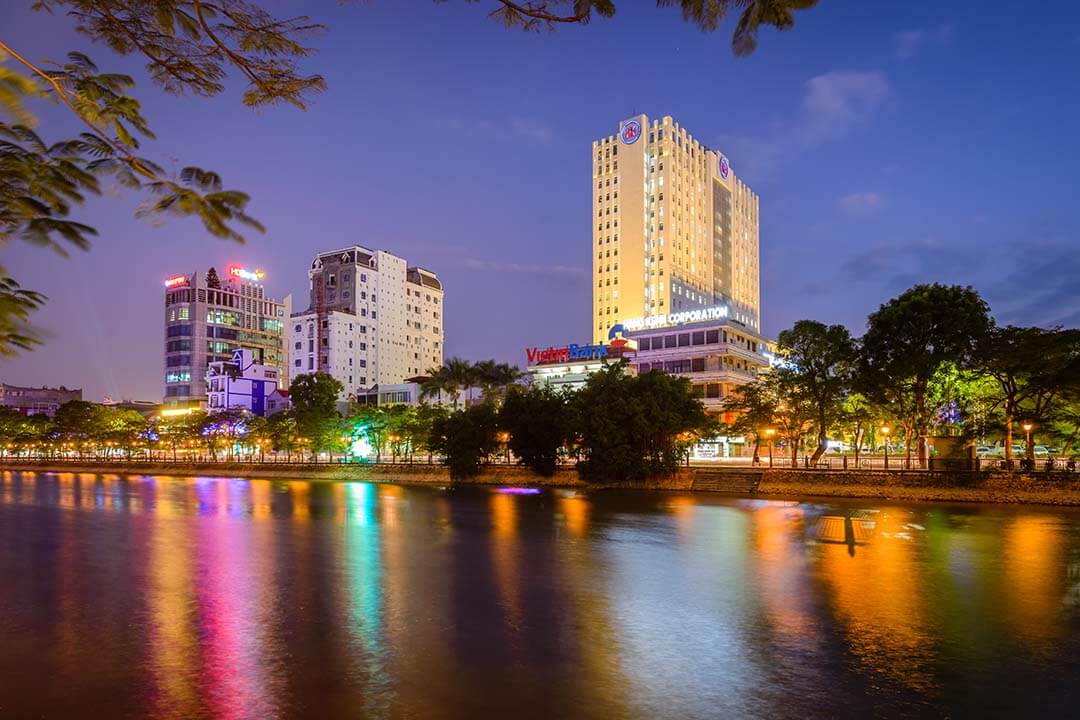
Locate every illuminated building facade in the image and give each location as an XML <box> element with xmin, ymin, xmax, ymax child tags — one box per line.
<box><xmin>592</xmin><ymin>114</ymin><xmax>761</xmax><ymax>343</ymax></box>
<box><xmin>289</xmin><ymin>247</ymin><xmax>444</xmax><ymax>405</ymax></box>
<box><xmin>163</xmin><ymin>265</ymin><xmax>291</xmax><ymax>408</ymax></box>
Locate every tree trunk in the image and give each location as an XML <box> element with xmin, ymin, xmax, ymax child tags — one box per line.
<box><xmin>904</xmin><ymin>428</ymin><xmax>913</xmax><ymax>470</ymax></box>
<box><xmin>854</xmin><ymin>425</ymin><xmax>862</xmax><ymax>464</ymax></box>
<box><xmin>809</xmin><ymin>421</ymin><xmax>827</xmax><ymax>464</ymax></box>
<box><xmin>1004</xmin><ymin>416</ymin><xmax>1013</xmax><ymax>462</ymax></box>
<box><xmin>751</xmin><ymin>437</ymin><xmax>760</xmax><ymax>465</ymax></box>
<box><xmin>790</xmin><ymin>439</ymin><xmax>798</xmax><ymax>468</ymax></box>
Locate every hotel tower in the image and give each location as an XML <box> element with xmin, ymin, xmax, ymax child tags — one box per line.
<box><xmin>592</xmin><ymin>114</ymin><xmax>760</xmax><ymax>343</ymax></box>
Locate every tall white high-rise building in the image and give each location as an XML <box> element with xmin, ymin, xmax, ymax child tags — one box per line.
<box><xmin>289</xmin><ymin>247</ymin><xmax>444</xmax><ymax>403</ymax></box>
<box><xmin>592</xmin><ymin>114</ymin><xmax>760</xmax><ymax>343</ymax></box>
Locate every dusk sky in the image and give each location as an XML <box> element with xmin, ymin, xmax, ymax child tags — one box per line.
<box><xmin>2</xmin><ymin>1</ymin><xmax>1079</xmax><ymax>402</ymax></box>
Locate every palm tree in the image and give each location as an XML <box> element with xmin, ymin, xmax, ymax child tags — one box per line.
<box><xmin>421</xmin><ymin>358</ymin><xmax>475</xmax><ymax>410</ymax></box>
<box><xmin>475</xmin><ymin>360</ymin><xmax>524</xmax><ymax>402</ymax></box>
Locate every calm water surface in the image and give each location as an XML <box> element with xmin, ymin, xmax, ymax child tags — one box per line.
<box><xmin>1</xmin><ymin>470</ymin><xmax>1079</xmax><ymax>719</ymax></box>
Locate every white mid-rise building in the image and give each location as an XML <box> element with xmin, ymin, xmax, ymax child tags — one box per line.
<box><xmin>289</xmin><ymin>247</ymin><xmax>444</xmax><ymax>405</ymax></box>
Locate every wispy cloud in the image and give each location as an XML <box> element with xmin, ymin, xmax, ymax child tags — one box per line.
<box><xmin>894</xmin><ymin>30</ymin><xmax>926</xmax><ymax>59</ymax></box>
<box><xmin>717</xmin><ymin>69</ymin><xmax>890</xmax><ymax>181</ymax></box>
<box><xmin>463</xmin><ymin>258</ymin><xmax>585</xmax><ymax>276</ymax></box>
<box><xmin>509</xmin><ymin>116</ymin><xmax>555</xmax><ymax>143</ymax></box>
<box><xmin>800</xmin><ymin>71</ymin><xmax>891</xmax><ymax>145</ymax></box>
<box><xmin>837</xmin><ymin>191</ymin><xmax>884</xmax><ymax>214</ymax></box>
<box><xmin>894</xmin><ymin>24</ymin><xmax>954</xmax><ymax>59</ymax></box>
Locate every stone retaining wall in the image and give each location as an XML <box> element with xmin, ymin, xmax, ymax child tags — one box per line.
<box><xmin>0</xmin><ymin>461</ymin><xmax>585</xmax><ymax>487</ymax></box>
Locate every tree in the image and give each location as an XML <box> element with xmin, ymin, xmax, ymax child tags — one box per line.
<box><xmin>421</xmin><ymin>357</ymin><xmax>475</xmax><ymax>409</ymax></box>
<box><xmin>473</xmin><ymin>359</ymin><xmax>524</xmax><ymax>402</ymax></box>
<box><xmin>268</xmin><ymin>410</ymin><xmax>300</xmax><ymax>461</ymax></box>
<box><xmin>839</xmin><ymin>392</ymin><xmax>876</xmax><ymax>463</ymax></box>
<box><xmin>499</xmin><ymin>384</ymin><xmax>572</xmax><ymax>475</ymax></box>
<box><xmin>350</xmin><ymin>404</ymin><xmax>391</xmax><ymax>462</ymax></box>
<box><xmin>858</xmin><ymin>284</ymin><xmax>993</xmax><ymax>468</ymax></box>
<box><xmin>290</xmin><ymin>372</ymin><xmax>343</xmax><ymax>417</ymax></box>
<box><xmin>53</xmin><ymin>400</ymin><xmax>101</xmax><ymax>457</ymax></box>
<box><xmin>430</xmin><ymin>402</ymin><xmax>500</xmax><ymax>479</ymax></box>
<box><xmin>766</xmin><ymin>369</ymin><xmax>816</xmax><ymax>467</ymax></box>
<box><xmin>478</xmin><ymin>0</ymin><xmax>818</xmax><ymax>56</ymax></box>
<box><xmin>975</xmin><ymin>326</ymin><xmax>1080</xmax><ymax>463</ymax></box>
<box><xmin>721</xmin><ymin>380</ymin><xmax>778</xmax><ymax>463</ymax></box>
<box><xmin>775</xmin><ymin>320</ymin><xmax>856</xmax><ymax>463</ymax></box>
<box><xmin>572</xmin><ymin>361</ymin><xmax>710</xmax><ymax>482</ymax></box>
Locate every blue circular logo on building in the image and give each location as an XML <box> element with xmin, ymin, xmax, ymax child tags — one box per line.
<box><xmin>719</xmin><ymin>154</ymin><xmax>730</xmax><ymax>180</ymax></box>
<box><xmin>620</xmin><ymin>120</ymin><xmax>642</xmax><ymax>145</ymax></box>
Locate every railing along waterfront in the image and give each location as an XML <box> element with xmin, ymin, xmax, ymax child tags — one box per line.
<box><xmin>723</xmin><ymin>455</ymin><xmax>1079</xmax><ymax>473</ymax></box>
<box><xmin>1</xmin><ymin>453</ymin><xmax>1077</xmax><ymax>474</ymax></box>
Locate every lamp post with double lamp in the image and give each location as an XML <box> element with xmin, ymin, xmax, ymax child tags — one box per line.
<box><xmin>497</xmin><ymin>431</ymin><xmax>511</xmax><ymax>464</ymax></box>
<box><xmin>1022</xmin><ymin>422</ymin><xmax>1034</xmax><ymax>467</ymax></box>
<box><xmin>881</xmin><ymin>425</ymin><xmax>891</xmax><ymax>470</ymax></box>
<box><xmin>764</xmin><ymin>427</ymin><xmax>776</xmax><ymax>468</ymax></box>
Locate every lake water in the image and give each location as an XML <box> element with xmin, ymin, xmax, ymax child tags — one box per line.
<box><xmin>2</xmin><ymin>470</ymin><xmax>1079</xmax><ymax>719</ymax></box>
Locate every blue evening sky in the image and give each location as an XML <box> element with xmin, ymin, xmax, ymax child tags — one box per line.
<box><xmin>2</xmin><ymin>1</ymin><xmax>1079</xmax><ymax>401</ymax></box>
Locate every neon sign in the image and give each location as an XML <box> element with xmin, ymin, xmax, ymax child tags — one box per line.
<box><xmin>164</xmin><ymin>275</ymin><xmax>189</xmax><ymax>288</ymax></box>
<box><xmin>229</xmin><ymin>265</ymin><xmax>265</xmax><ymax>282</ymax></box>
<box><xmin>622</xmin><ymin>305</ymin><xmax>730</xmax><ymax>331</ymax></box>
<box><xmin>619</xmin><ymin>119</ymin><xmax>641</xmax><ymax>145</ymax></box>
<box><xmin>526</xmin><ymin>343</ymin><xmax>608</xmax><ymax>365</ymax></box>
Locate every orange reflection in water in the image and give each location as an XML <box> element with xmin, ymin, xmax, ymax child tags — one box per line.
<box><xmin>146</xmin><ymin>496</ymin><xmax>200</xmax><ymax>717</ymax></box>
<box><xmin>490</xmin><ymin>492</ymin><xmax>523</xmax><ymax>629</ymax></box>
<box><xmin>750</xmin><ymin>503</ymin><xmax>820</xmax><ymax>647</ymax></box>
<box><xmin>1001</xmin><ymin>515</ymin><xmax>1065</xmax><ymax>652</ymax></box>
<box><xmin>559</xmin><ymin>494</ymin><xmax>590</xmax><ymax>539</ymax></box>
<box><xmin>817</xmin><ymin>509</ymin><xmax>937</xmax><ymax>695</ymax></box>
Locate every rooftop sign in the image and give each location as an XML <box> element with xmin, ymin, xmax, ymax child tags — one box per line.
<box><xmin>526</xmin><ymin>343</ymin><xmax>608</xmax><ymax>365</ymax></box>
<box><xmin>621</xmin><ymin>305</ymin><xmax>730</xmax><ymax>332</ymax></box>
<box><xmin>164</xmin><ymin>275</ymin><xmax>189</xmax><ymax>288</ymax></box>
<box><xmin>229</xmin><ymin>265</ymin><xmax>265</xmax><ymax>282</ymax></box>
<box><xmin>619</xmin><ymin>119</ymin><xmax>641</xmax><ymax>145</ymax></box>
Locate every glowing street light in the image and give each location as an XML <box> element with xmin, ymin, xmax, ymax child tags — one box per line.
<box><xmin>763</xmin><ymin>427</ymin><xmax>776</xmax><ymax>468</ymax></box>
<box><xmin>1022</xmin><ymin>421</ymin><xmax>1034</xmax><ymax>463</ymax></box>
<box><xmin>497</xmin><ymin>431</ymin><xmax>511</xmax><ymax>463</ymax></box>
<box><xmin>881</xmin><ymin>424</ymin><xmax>891</xmax><ymax>470</ymax></box>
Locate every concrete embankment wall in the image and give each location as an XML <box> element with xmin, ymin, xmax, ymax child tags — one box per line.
<box><xmin>4</xmin><ymin>462</ymin><xmax>1079</xmax><ymax>504</ymax></box>
<box><xmin>0</xmin><ymin>460</ymin><xmax>586</xmax><ymax>487</ymax></box>
<box><xmin>757</xmin><ymin>468</ymin><xmax>1080</xmax><ymax>505</ymax></box>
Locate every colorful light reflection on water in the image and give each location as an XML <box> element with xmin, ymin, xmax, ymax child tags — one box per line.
<box><xmin>1</xmin><ymin>470</ymin><xmax>1079</xmax><ymax>719</ymax></box>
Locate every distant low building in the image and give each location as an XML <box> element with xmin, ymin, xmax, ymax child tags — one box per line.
<box><xmin>351</xmin><ymin>376</ymin><xmax>455</xmax><ymax>408</ymax></box>
<box><xmin>101</xmin><ymin>398</ymin><xmax>161</xmax><ymax>418</ymax></box>
<box><xmin>206</xmin><ymin>349</ymin><xmax>286</xmax><ymax>417</ymax></box>
<box><xmin>0</xmin><ymin>383</ymin><xmax>82</xmax><ymax>417</ymax></box>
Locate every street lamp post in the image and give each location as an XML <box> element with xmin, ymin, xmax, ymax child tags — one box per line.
<box><xmin>881</xmin><ymin>425</ymin><xmax>891</xmax><ymax>470</ymax></box>
<box><xmin>764</xmin><ymin>427</ymin><xmax>776</xmax><ymax>468</ymax></box>
<box><xmin>497</xmin><ymin>431</ymin><xmax>511</xmax><ymax>464</ymax></box>
<box><xmin>1022</xmin><ymin>421</ymin><xmax>1034</xmax><ymax>467</ymax></box>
